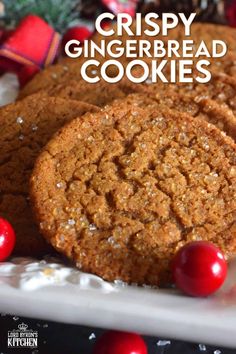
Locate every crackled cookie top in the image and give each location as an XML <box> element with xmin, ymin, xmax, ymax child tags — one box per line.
<box><xmin>31</xmin><ymin>94</ymin><xmax>236</xmax><ymax>286</ymax></box>
<box><xmin>175</xmin><ymin>73</ymin><xmax>236</xmax><ymax>116</ymax></box>
<box><xmin>0</xmin><ymin>93</ymin><xmax>98</xmax><ymax>255</ymax></box>
<box><xmin>18</xmin><ymin>57</ymin><xmax>129</xmax><ymax>100</ymax></box>
<box><xmin>36</xmin><ymin>79</ymin><xmax>146</xmax><ymax>108</ymax></box>
<box><xmin>18</xmin><ymin>58</ymin><xmax>101</xmax><ymax>99</ymax></box>
<box><xmin>149</xmin><ymin>73</ymin><xmax>236</xmax><ymax>117</ymax></box>
<box><xmin>140</xmin><ymin>88</ymin><xmax>236</xmax><ymax>141</ymax></box>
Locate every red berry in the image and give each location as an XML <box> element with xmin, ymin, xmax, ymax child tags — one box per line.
<box><xmin>63</xmin><ymin>26</ymin><xmax>93</xmax><ymax>48</ymax></box>
<box><xmin>100</xmin><ymin>21</ymin><xmax>112</xmax><ymax>31</ymax></box>
<box><xmin>93</xmin><ymin>331</ymin><xmax>147</xmax><ymax>354</ymax></box>
<box><xmin>0</xmin><ymin>218</ymin><xmax>16</xmax><ymax>261</ymax></box>
<box><xmin>172</xmin><ymin>241</ymin><xmax>227</xmax><ymax>297</ymax></box>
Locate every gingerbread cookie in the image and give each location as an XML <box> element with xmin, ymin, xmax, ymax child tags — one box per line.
<box><xmin>140</xmin><ymin>88</ymin><xmax>236</xmax><ymax>140</ymax></box>
<box><xmin>0</xmin><ymin>93</ymin><xmax>98</xmax><ymax>255</ymax></box>
<box><xmin>209</xmin><ymin>51</ymin><xmax>236</xmax><ymax>78</ymax></box>
<box><xmin>35</xmin><ymin>79</ymin><xmax>146</xmax><ymax>107</ymax></box>
<box><xmin>124</xmin><ymin>68</ymin><xmax>236</xmax><ymax>140</ymax></box>
<box><xmin>18</xmin><ymin>60</ymin><xmax>85</xmax><ymax>100</ymax></box>
<box><xmin>18</xmin><ymin>56</ymin><xmax>126</xmax><ymax>100</ymax></box>
<box><xmin>30</xmin><ymin>94</ymin><xmax>236</xmax><ymax>286</ymax></box>
<box><xmin>190</xmin><ymin>22</ymin><xmax>236</xmax><ymax>53</ymax></box>
<box><xmin>170</xmin><ymin>73</ymin><xmax>236</xmax><ymax>117</ymax></box>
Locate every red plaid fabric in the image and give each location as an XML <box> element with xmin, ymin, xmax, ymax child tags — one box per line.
<box><xmin>0</xmin><ymin>14</ymin><xmax>60</xmax><ymax>68</ymax></box>
<box><xmin>0</xmin><ymin>14</ymin><xmax>60</xmax><ymax>86</ymax></box>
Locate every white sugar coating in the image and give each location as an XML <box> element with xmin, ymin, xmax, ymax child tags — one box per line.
<box><xmin>89</xmin><ymin>333</ymin><xmax>96</xmax><ymax>340</ymax></box>
<box><xmin>56</xmin><ymin>182</ymin><xmax>63</xmax><ymax>189</ymax></box>
<box><xmin>16</xmin><ymin>116</ymin><xmax>24</xmax><ymax>124</ymax></box>
<box><xmin>87</xmin><ymin>136</ymin><xmax>94</xmax><ymax>142</ymax></box>
<box><xmin>113</xmin><ymin>243</ymin><xmax>121</xmax><ymax>249</ymax></box>
<box><xmin>31</xmin><ymin>123</ymin><xmax>38</xmax><ymax>131</ymax></box>
<box><xmin>214</xmin><ymin>350</ymin><xmax>221</xmax><ymax>354</ymax></box>
<box><xmin>89</xmin><ymin>223</ymin><xmax>97</xmax><ymax>231</ymax></box>
<box><xmin>51</xmin><ymin>73</ymin><xmax>58</xmax><ymax>79</ymax></box>
<box><xmin>68</xmin><ymin>219</ymin><xmax>76</xmax><ymax>226</ymax></box>
<box><xmin>145</xmin><ymin>77</ymin><xmax>152</xmax><ymax>84</ymax></box>
<box><xmin>156</xmin><ymin>340</ymin><xmax>171</xmax><ymax>346</ymax></box>
<box><xmin>199</xmin><ymin>344</ymin><xmax>207</xmax><ymax>351</ymax></box>
<box><xmin>18</xmin><ymin>134</ymin><xmax>24</xmax><ymax>141</ymax></box>
<box><xmin>107</xmin><ymin>236</ymin><xmax>115</xmax><ymax>244</ymax></box>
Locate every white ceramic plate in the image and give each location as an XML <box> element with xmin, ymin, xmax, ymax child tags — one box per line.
<box><xmin>1</xmin><ymin>256</ymin><xmax>236</xmax><ymax>349</ymax></box>
<box><xmin>0</xmin><ymin>75</ymin><xmax>236</xmax><ymax>348</ymax></box>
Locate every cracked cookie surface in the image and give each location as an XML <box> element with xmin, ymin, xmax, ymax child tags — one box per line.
<box><xmin>139</xmin><ymin>89</ymin><xmax>236</xmax><ymax>141</ymax></box>
<box><xmin>18</xmin><ymin>58</ymin><xmax>128</xmax><ymax>100</ymax></box>
<box><xmin>0</xmin><ymin>93</ymin><xmax>99</xmax><ymax>255</ymax></box>
<box><xmin>31</xmin><ymin>94</ymin><xmax>236</xmax><ymax>285</ymax></box>
<box><xmin>33</xmin><ymin>80</ymin><xmax>146</xmax><ymax>108</ymax></box>
<box><xmin>169</xmin><ymin>73</ymin><xmax>236</xmax><ymax>117</ymax></box>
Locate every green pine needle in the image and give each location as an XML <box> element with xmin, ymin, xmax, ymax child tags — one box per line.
<box><xmin>2</xmin><ymin>0</ymin><xmax>82</xmax><ymax>33</ymax></box>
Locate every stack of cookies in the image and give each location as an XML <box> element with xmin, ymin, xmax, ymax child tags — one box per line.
<box><xmin>1</xmin><ymin>22</ymin><xmax>236</xmax><ymax>286</ymax></box>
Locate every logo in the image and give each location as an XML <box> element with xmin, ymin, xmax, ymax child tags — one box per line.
<box><xmin>8</xmin><ymin>322</ymin><xmax>38</xmax><ymax>348</ymax></box>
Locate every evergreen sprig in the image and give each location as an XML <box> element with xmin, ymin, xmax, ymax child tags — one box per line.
<box><xmin>2</xmin><ymin>0</ymin><xmax>82</xmax><ymax>32</ymax></box>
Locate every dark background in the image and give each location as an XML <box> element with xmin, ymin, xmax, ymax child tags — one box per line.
<box><xmin>0</xmin><ymin>314</ymin><xmax>235</xmax><ymax>354</ymax></box>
